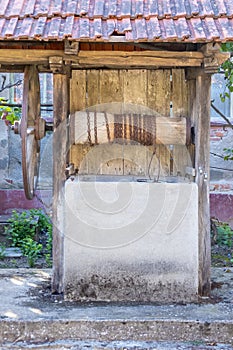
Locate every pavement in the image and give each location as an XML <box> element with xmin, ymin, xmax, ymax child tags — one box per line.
<box><xmin>0</xmin><ymin>268</ymin><xmax>233</xmax><ymax>349</ymax></box>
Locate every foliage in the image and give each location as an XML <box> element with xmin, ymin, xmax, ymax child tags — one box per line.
<box><xmin>220</xmin><ymin>43</ymin><xmax>233</xmax><ymax>102</ymax></box>
<box><xmin>45</xmin><ymin>223</ymin><xmax>53</xmax><ymax>267</ymax></box>
<box><xmin>20</xmin><ymin>237</ymin><xmax>42</xmax><ymax>268</ymax></box>
<box><xmin>215</xmin><ymin>222</ymin><xmax>233</xmax><ymax>248</ymax></box>
<box><xmin>223</xmin><ymin>148</ymin><xmax>233</xmax><ymax>161</ymax></box>
<box><xmin>211</xmin><ymin>220</ymin><xmax>233</xmax><ymax>266</ymax></box>
<box><xmin>0</xmin><ymin>97</ymin><xmax>21</xmax><ymax>125</ymax></box>
<box><xmin>5</xmin><ymin>209</ymin><xmax>52</xmax><ymax>267</ymax></box>
<box><xmin>0</xmin><ymin>243</ymin><xmax>6</xmax><ymax>260</ymax></box>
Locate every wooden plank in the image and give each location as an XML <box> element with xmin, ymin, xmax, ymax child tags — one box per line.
<box><xmin>172</xmin><ymin>69</ymin><xmax>188</xmax><ymax>117</ymax></box>
<box><xmin>0</xmin><ymin>49</ymin><xmax>65</xmax><ymax>64</ymax></box>
<box><xmin>70</xmin><ymin>70</ymin><xmax>86</xmax><ymax>114</ymax></box>
<box><xmin>147</xmin><ymin>69</ymin><xmax>171</xmax><ymax>176</ymax></box>
<box><xmin>73</xmin><ymin>113</ymin><xmax>187</xmax><ymax>145</ymax></box>
<box><xmin>78</xmin><ymin>50</ymin><xmax>204</xmax><ymax>59</ymax></box>
<box><xmin>52</xmin><ymin>73</ymin><xmax>70</xmax><ymax>294</ymax></box>
<box><xmin>172</xmin><ymin>69</ymin><xmax>190</xmax><ymax>176</ymax></box>
<box><xmin>86</xmin><ymin>70</ymin><xmax>100</xmax><ymax>108</ymax></box>
<box><xmin>99</xmin><ymin>70</ymin><xmax>123</xmax><ymax>105</ymax></box>
<box><xmin>77</xmin><ymin>56</ymin><xmax>202</xmax><ymax>68</ymax></box>
<box><xmin>122</xmin><ymin>69</ymin><xmax>147</xmax><ymax>108</ymax></box>
<box><xmin>147</xmin><ymin>70</ymin><xmax>171</xmax><ymax>116</ymax></box>
<box><xmin>0</xmin><ymin>49</ymin><xmax>204</xmax><ymax>68</ymax></box>
<box><xmin>195</xmin><ymin>72</ymin><xmax>211</xmax><ymax>297</ymax></box>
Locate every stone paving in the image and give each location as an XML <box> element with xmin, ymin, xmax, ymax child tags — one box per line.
<box><xmin>0</xmin><ymin>268</ymin><xmax>233</xmax><ymax>349</ymax></box>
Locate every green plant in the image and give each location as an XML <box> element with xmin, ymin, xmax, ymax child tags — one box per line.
<box><xmin>220</xmin><ymin>43</ymin><xmax>233</xmax><ymax>102</ymax></box>
<box><xmin>45</xmin><ymin>223</ymin><xmax>52</xmax><ymax>267</ymax></box>
<box><xmin>6</xmin><ymin>210</ymin><xmax>37</xmax><ymax>247</ymax></box>
<box><xmin>21</xmin><ymin>237</ymin><xmax>42</xmax><ymax>267</ymax></box>
<box><xmin>0</xmin><ymin>97</ymin><xmax>21</xmax><ymax>125</ymax></box>
<box><xmin>6</xmin><ymin>209</ymin><xmax>52</xmax><ymax>267</ymax></box>
<box><xmin>0</xmin><ymin>243</ymin><xmax>6</xmax><ymax>260</ymax></box>
<box><xmin>223</xmin><ymin>148</ymin><xmax>233</xmax><ymax>161</ymax></box>
<box><xmin>216</xmin><ymin>223</ymin><xmax>233</xmax><ymax>248</ymax></box>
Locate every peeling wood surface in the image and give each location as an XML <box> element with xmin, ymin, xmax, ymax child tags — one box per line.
<box><xmin>52</xmin><ymin>73</ymin><xmax>69</xmax><ymax>294</ymax></box>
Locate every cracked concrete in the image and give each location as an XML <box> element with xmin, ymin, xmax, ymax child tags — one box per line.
<box><xmin>0</xmin><ymin>268</ymin><xmax>233</xmax><ymax>348</ymax></box>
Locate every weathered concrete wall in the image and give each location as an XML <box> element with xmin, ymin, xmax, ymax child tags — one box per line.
<box><xmin>64</xmin><ymin>179</ymin><xmax>198</xmax><ymax>303</ymax></box>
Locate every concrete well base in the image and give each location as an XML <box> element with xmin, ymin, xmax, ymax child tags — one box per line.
<box><xmin>63</xmin><ymin>178</ymin><xmax>198</xmax><ymax>303</ymax></box>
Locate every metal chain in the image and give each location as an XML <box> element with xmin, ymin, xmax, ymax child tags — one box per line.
<box><xmin>87</xmin><ymin>111</ymin><xmax>92</xmax><ymax>145</ymax></box>
<box><xmin>94</xmin><ymin>112</ymin><xmax>98</xmax><ymax>144</ymax></box>
<box><xmin>104</xmin><ymin>112</ymin><xmax>111</xmax><ymax>143</ymax></box>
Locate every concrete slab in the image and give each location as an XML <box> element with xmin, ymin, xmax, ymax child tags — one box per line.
<box><xmin>0</xmin><ymin>268</ymin><xmax>233</xmax><ymax>347</ymax></box>
<box><xmin>64</xmin><ymin>180</ymin><xmax>198</xmax><ymax>303</ymax></box>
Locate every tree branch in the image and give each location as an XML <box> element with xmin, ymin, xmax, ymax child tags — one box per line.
<box><xmin>211</xmin><ymin>101</ymin><xmax>233</xmax><ymax>129</ymax></box>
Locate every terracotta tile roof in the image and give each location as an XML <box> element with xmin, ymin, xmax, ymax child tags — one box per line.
<box><xmin>0</xmin><ymin>0</ymin><xmax>233</xmax><ymax>42</ymax></box>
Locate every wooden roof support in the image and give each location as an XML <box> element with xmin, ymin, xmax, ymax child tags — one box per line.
<box><xmin>201</xmin><ymin>43</ymin><xmax>230</xmax><ymax>74</ymax></box>
<box><xmin>194</xmin><ymin>69</ymin><xmax>212</xmax><ymax>296</ymax></box>
<box><xmin>0</xmin><ymin>48</ymin><xmax>204</xmax><ymax>68</ymax></box>
<box><xmin>51</xmin><ymin>58</ymin><xmax>70</xmax><ymax>294</ymax></box>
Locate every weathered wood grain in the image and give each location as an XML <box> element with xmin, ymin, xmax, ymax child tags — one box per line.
<box><xmin>52</xmin><ymin>72</ymin><xmax>70</xmax><ymax>294</ymax></box>
<box><xmin>195</xmin><ymin>72</ymin><xmax>211</xmax><ymax>296</ymax></box>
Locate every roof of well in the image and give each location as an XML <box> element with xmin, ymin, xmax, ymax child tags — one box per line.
<box><xmin>0</xmin><ymin>0</ymin><xmax>233</xmax><ymax>42</ymax></box>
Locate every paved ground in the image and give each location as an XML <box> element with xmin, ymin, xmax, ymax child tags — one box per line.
<box><xmin>0</xmin><ymin>268</ymin><xmax>233</xmax><ymax>349</ymax></box>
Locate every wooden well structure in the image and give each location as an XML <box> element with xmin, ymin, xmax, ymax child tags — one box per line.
<box><xmin>0</xmin><ymin>0</ymin><xmax>232</xmax><ymax>301</ymax></box>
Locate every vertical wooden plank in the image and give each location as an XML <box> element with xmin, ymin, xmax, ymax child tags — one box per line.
<box><xmin>172</xmin><ymin>69</ymin><xmax>188</xmax><ymax>117</ymax></box>
<box><xmin>195</xmin><ymin>72</ymin><xmax>211</xmax><ymax>296</ymax></box>
<box><xmin>147</xmin><ymin>69</ymin><xmax>171</xmax><ymax>116</ymax></box>
<box><xmin>52</xmin><ymin>72</ymin><xmax>70</xmax><ymax>294</ymax></box>
<box><xmin>172</xmin><ymin>69</ymin><xmax>190</xmax><ymax>176</ymax></box>
<box><xmin>99</xmin><ymin>69</ymin><xmax>123</xmax><ymax>105</ymax></box>
<box><xmin>122</xmin><ymin>69</ymin><xmax>148</xmax><ymax>174</ymax></box>
<box><xmin>187</xmin><ymin>77</ymin><xmax>196</xmax><ymax>168</ymax></box>
<box><xmin>70</xmin><ymin>70</ymin><xmax>86</xmax><ymax>114</ymax></box>
<box><xmin>147</xmin><ymin>69</ymin><xmax>171</xmax><ymax>175</ymax></box>
<box><xmin>123</xmin><ymin>69</ymin><xmax>147</xmax><ymax>110</ymax></box>
<box><xmin>86</xmin><ymin>69</ymin><xmax>100</xmax><ymax>108</ymax></box>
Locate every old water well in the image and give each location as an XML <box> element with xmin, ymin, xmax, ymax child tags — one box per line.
<box><xmin>63</xmin><ymin>103</ymin><xmax>198</xmax><ymax>303</ymax></box>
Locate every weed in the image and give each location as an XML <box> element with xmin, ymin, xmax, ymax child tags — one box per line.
<box><xmin>0</xmin><ymin>244</ymin><xmax>6</xmax><ymax>260</ymax></box>
<box><xmin>5</xmin><ymin>209</ymin><xmax>52</xmax><ymax>267</ymax></box>
<box><xmin>20</xmin><ymin>237</ymin><xmax>42</xmax><ymax>268</ymax></box>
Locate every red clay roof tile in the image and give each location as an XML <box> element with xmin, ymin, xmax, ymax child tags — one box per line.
<box><xmin>0</xmin><ymin>0</ymin><xmax>232</xmax><ymax>42</ymax></box>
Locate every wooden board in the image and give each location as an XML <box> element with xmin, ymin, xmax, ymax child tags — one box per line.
<box><xmin>70</xmin><ymin>70</ymin><xmax>86</xmax><ymax>114</ymax></box>
<box><xmin>52</xmin><ymin>73</ymin><xmax>69</xmax><ymax>294</ymax></box>
<box><xmin>195</xmin><ymin>72</ymin><xmax>211</xmax><ymax>296</ymax></box>
<box><xmin>147</xmin><ymin>69</ymin><xmax>171</xmax><ymax>176</ymax></box>
<box><xmin>172</xmin><ymin>69</ymin><xmax>191</xmax><ymax>177</ymax></box>
<box><xmin>72</xmin><ymin>113</ymin><xmax>188</xmax><ymax>146</ymax></box>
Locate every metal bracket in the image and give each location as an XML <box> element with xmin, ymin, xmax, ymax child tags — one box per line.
<box><xmin>185</xmin><ymin>167</ymin><xmax>196</xmax><ymax>177</ymax></box>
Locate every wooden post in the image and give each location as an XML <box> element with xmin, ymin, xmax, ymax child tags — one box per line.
<box><xmin>51</xmin><ymin>59</ymin><xmax>70</xmax><ymax>294</ymax></box>
<box><xmin>195</xmin><ymin>71</ymin><xmax>211</xmax><ymax>296</ymax></box>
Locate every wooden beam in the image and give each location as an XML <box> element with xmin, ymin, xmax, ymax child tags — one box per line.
<box><xmin>0</xmin><ymin>49</ymin><xmax>204</xmax><ymax>68</ymax></box>
<box><xmin>0</xmin><ymin>49</ymin><xmax>65</xmax><ymax>64</ymax></box>
<box><xmin>76</xmin><ymin>50</ymin><xmax>203</xmax><ymax>68</ymax></box>
<box><xmin>200</xmin><ymin>43</ymin><xmax>230</xmax><ymax>73</ymax></box>
<box><xmin>72</xmin><ymin>114</ymin><xmax>189</xmax><ymax>145</ymax></box>
<box><xmin>52</xmin><ymin>71</ymin><xmax>70</xmax><ymax>294</ymax></box>
<box><xmin>195</xmin><ymin>71</ymin><xmax>211</xmax><ymax>296</ymax></box>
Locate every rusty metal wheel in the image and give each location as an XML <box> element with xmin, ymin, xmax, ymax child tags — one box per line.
<box><xmin>21</xmin><ymin>65</ymin><xmax>44</xmax><ymax>199</ymax></box>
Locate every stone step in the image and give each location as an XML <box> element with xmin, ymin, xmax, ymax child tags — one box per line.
<box><xmin>1</xmin><ymin>319</ymin><xmax>233</xmax><ymax>348</ymax></box>
<box><xmin>1</xmin><ymin>269</ymin><xmax>233</xmax><ymax>348</ymax></box>
<box><xmin>2</xmin><ymin>340</ymin><xmax>233</xmax><ymax>349</ymax></box>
